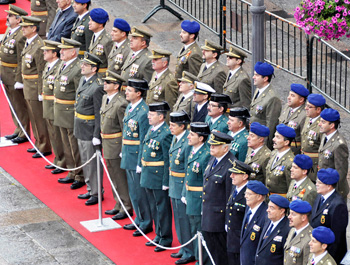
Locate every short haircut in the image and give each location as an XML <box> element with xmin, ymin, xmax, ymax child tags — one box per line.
<box><xmin>141</xmin><ymin>36</ymin><xmax>150</xmax><ymax>47</ymax></box>
<box><xmin>218</xmin><ymin>102</ymin><xmax>228</xmax><ymax>113</ymax></box>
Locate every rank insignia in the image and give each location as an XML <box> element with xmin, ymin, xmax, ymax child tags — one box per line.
<box><xmin>270</xmin><ymin>244</ymin><xmax>276</xmax><ymax>253</ymax></box>
<box><xmin>250</xmin><ymin>232</ymin><xmax>256</xmax><ymax>241</ymax></box>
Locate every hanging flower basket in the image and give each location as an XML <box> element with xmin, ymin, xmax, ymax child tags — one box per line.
<box><xmin>294</xmin><ymin>0</ymin><xmax>350</xmax><ymax>41</ymax></box>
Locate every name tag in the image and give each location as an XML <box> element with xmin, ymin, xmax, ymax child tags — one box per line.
<box><xmin>273</xmin><ymin>235</ymin><xmax>282</xmax><ymax>242</ymax></box>
<box><xmin>323</xmin><ymin>209</ymin><xmax>328</xmax><ymax>215</ymax></box>
<box><xmin>253</xmin><ymin>225</ymin><xmax>260</xmax><ymax>232</ymax></box>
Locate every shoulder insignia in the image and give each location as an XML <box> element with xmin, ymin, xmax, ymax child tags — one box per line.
<box><xmin>97</xmin><ymin>78</ymin><xmax>103</xmax><ymax>85</ymax></box>
<box><xmin>290</xmin><ymin>158</ymin><xmax>293</xmax><ymax>161</ymax></box>
<box><xmin>308</xmin><ymin>185</ymin><xmax>312</xmax><ymax>190</ymax></box>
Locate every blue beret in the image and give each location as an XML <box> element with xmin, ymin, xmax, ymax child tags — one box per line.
<box><xmin>276</xmin><ymin>124</ymin><xmax>296</xmax><ymax>139</ymax></box>
<box><xmin>74</xmin><ymin>0</ymin><xmax>90</xmax><ymax>3</ymax></box>
<box><xmin>320</xmin><ymin>108</ymin><xmax>340</xmax><ymax>122</ymax></box>
<box><xmin>247</xmin><ymin>180</ymin><xmax>269</xmax><ymax>195</ymax></box>
<box><xmin>312</xmin><ymin>226</ymin><xmax>335</xmax><ymax>244</ymax></box>
<box><xmin>250</xmin><ymin>122</ymin><xmax>270</xmax><ymax>137</ymax></box>
<box><xmin>293</xmin><ymin>154</ymin><xmax>313</xmax><ymax>170</ymax></box>
<box><xmin>290</xmin><ymin>84</ymin><xmax>309</xmax><ymax>97</ymax></box>
<box><xmin>317</xmin><ymin>168</ymin><xmax>339</xmax><ymax>185</ymax></box>
<box><xmin>113</xmin><ymin>18</ymin><xmax>130</xmax><ymax>32</ymax></box>
<box><xmin>254</xmin><ymin>62</ymin><xmax>274</xmax><ymax>76</ymax></box>
<box><xmin>290</xmin><ymin>200</ymin><xmax>312</xmax><ymax>214</ymax></box>
<box><xmin>307</xmin><ymin>94</ymin><xmax>326</xmax><ymax>107</ymax></box>
<box><xmin>90</xmin><ymin>8</ymin><xmax>109</xmax><ymax>24</ymax></box>
<box><xmin>181</xmin><ymin>20</ymin><xmax>200</xmax><ymax>34</ymax></box>
<box><xmin>269</xmin><ymin>194</ymin><xmax>290</xmax><ymax>208</ymax></box>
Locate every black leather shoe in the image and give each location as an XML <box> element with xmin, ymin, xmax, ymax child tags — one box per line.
<box><xmin>123</xmin><ymin>223</ymin><xmax>137</xmax><ymax>230</ymax></box>
<box><xmin>27</xmin><ymin>148</ymin><xmax>36</xmax><ymax>153</ymax></box>
<box><xmin>51</xmin><ymin>168</ymin><xmax>64</xmax><ymax>174</ymax></box>
<box><xmin>58</xmin><ymin>176</ymin><xmax>74</xmax><ymax>184</ymax></box>
<box><xmin>5</xmin><ymin>133</ymin><xmax>18</xmax><ymax>140</ymax></box>
<box><xmin>145</xmin><ymin>240</ymin><xmax>159</xmax><ymax>247</ymax></box>
<box><xmin>11</xmin><ymin>137</ymin><xmax>28</xmax><ymax>144</ymax></box>
<box><xmin>175</xmin><ymin>256</ymin><xmax>196</xmax><ymax>264</ymax></box>
<box><xmin>133</xmin><ymin>227</ymin><xmax>153</xmax><ymax>237</ymax></box>
<box><xmin>70</xmin><ymin>181</ymin><xmax>85</xmax><ymax>189</ymax></box>
<box><xmin>154</xmin><ymin>245</ymin><xmax>170</xmax><ymax>252</ymax></box>
<box><xmin>32</xmin><ymin>151</ymin><xmax>52</xmax><ymax>158</ymax></box>
<box><xmin>112</xmin><ymin>212</ymin><xmax>129</xmax><ymax>220</ymax></box>
<box><xmin>77</xmin><ymin>192</ymin><xmax>91</xmax><ymax>199</ymax></box>
<box><xmin>0</xmin><ymin>0</ymin><xmax>16</xmax><ymax>5</ymax></box>
<box><xmin>85</xmin><ymin>196</ymin><xmax>103</xmax><ymax>206</ymax></box>
<box><xmin>105</xmin><ymin>209</ymin><xmax>119</xmax><ymax>215</ymax></box>
<box><xmin>170</xmin><ymin>253</ymin><xmax>183</xmax><ymax>259</ymax></box>
<box><xmin>45</xmin><ymin>164</ymin><xmax>55</xmax><ymax>169</ymax></box>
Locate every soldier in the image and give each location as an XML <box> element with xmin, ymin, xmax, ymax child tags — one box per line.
<box><xmin>107</xmin><ymin>18</ymin><xmax>131</xmax><ymax>74</ymax></box>
<box><xmin>318</xmin><ymin>108</ymin><xmax>349</xmax><ymax>200</ymax></box>
<box><xmin>286</xmin><ymin>154</ymin><xmax>317</xmax><ymax>206</ymax></box>
<box><xmin>284</xmin><ymin>200</ymin><xmax>313</xmax><ymax>265</ymax></box>
<box><xmin>240</xmin><ymin>181</ymin><xmax>269</xmax><ymax>265</ymax></box>
<box><xmin>223</xmin><ymin>45</ymin><xmax>251</xmax><ymax>109</ymax></box>
<box><xmin>265</xmin><ymin>124</ymin><xmax>295</xmax><ymax>196</ymax></box>
<box><xmin>310</xmin><ymin>168</ymin><xmax>348</xmax><ymax>264</ymax></box>
<box><xmin>197</xmin><ymin>40</ymin><xmax>228</xmax><ymax>93</ymax></box>
<box><xmin>279</xmin><ymin>84</ymin><xmax>309</xmax><ymax>155</ymax></box>
<box><xmin>1</xmin><ymin>5</ymin><xmax>30</xmax><ymax>144</ymax></box>
<box><xmin>168</xmin><ymin>111</ymin><xmax>195</xmax><ymax>264</ymax></box>
<box><xmin>228</xmin><ymin>107</ymin><xmax>250</xmax><ymax>161</ymax></box>
<box><xmin>173</xmin><ymin>71</ymin><xmax>197</xmax><ymax>116</ymax></box>
<box><xmin>71</xmin><ymin>0</ymin><xmax>93</xmax><ymax>58</ymax></box>
<box><xmin>202</xmin><ymin>131</ymin><xmax>235</xmax><ymax>265</ymax></box>
<box><xmin>55</xmin><ymin>38</ymin><xmax>85</xmax><ymax>189</ymax></box>
<box><xmin>225</xmin><ymin>160</ymin><xmax>252</xmax><ymax>265</ymax></box>
<box><xmin>140</xmin><ymin>102</ymin><xmax>173</xmax><ymax>251</ymax></box>
<box><xmin>174</xmin><ymin>20</ymin><xmax>202</xmax><ymax>79</ymax></box>
<box><xmin>244</xmin><ymin>122</ymin><xmax>271</xmax><ymax>183</ymax></box>
<box><xmin>30</xmin><ymin>0</ymin><xmax>57</xmax><ymax>38</ymax></box>
<box><xmin>255</xmin><ymin>194</ymin><xmax>290</xmax><ymax>265</ymax></box>
<box><xmin>88</xmin><ymin>8</ymin><xmax>113</xmax><ymax>78</ymax></box>
<box><xmin>120</xmin><ymin>79</ymin><xmax>152</xmax><ymax>236</ymax></box>
<box><xmin>301</xmin><ymin>94</ymin><xmax>326</xmax><ymax>182</ymax></box>
<box><xmin>205</xmin><ymin>93</ymin><xmax>230</xmax><ymax>133</ymax></box>
<box><xmin>20</xmin><ymin>16</ymin><xmax>52</xmax><ymax>158</ymax></box>
<box><xmin>191</xmin><ymin>82</ymin><xmax>215</xmax><ymax>122</ymax></box>
<box><xmin>250</xmin><ymin>62</ymin><xmax>282</xmax><ymax>149</ymax></box>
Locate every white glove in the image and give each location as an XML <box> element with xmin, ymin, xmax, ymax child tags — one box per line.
<box><xmin>38</xmin><ymin>94</ymin><xmax>43</xmax><ymax>101</ymax></box>
<box><xmin>136</xmin><ymin>165</ymin><xmax>142</xmax><ymax>173</ymax></box>
<box><xmin>119</xmin><ymin>152</ymin><xmax>122</xmax><ymax>158</ymax></box>
<box><xmin>181</xmin><ymin>196</ymin><xmax>187</xmax><ymax>205</ymax></box>
<box><xmin>92</xmin><ymin>137</ymin><xmax>101</xmax><ymax>146</ymax></box>
<box><xmin>225</xmin><ymin>224</ymin><xmax>228</xmax><ymax>232</ymax></box>
<box><xmin>162</xmin><ymin>185</ymin><xmax>169</xmax><ymax>191</ymax></box>
<box><xmin>14</xmin><ymin>82</ymin><xmax>24</xmax><ymax>89</ymax></box>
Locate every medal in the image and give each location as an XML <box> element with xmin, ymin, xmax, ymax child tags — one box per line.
<box><xmin>60</xmin><ymin>86</ymin><xmax>66</xmax><ymax>92</ymax></box>
<box><xmin>133</xmin><ymin>133</ymin><xmax>138</xmax><ymax>138</ymax></box>
<box><xmin>153</xmin><ymin>94</ymin><xmax>159</xmax><ymax>100</ymax></box>
<box><xmin>26</xmin><ymin>63</ymin><xmax>31</xmax><ymax>68</ymax></box>
<box><xmin>175</xmin><ymin>159</ymin><xmax>180</xmax><ymax>165</ymax></box>
<box><xmin>36</xmin><ymin>0</ymin><xmax>40</xmax><ymax>5</ymax></box>
<box><xmin>114</xmin><ymin>64</ymin><xmax>120</xmax><ymax>71</ymax></box>
<box><xmin>9</xmin><ymin>50</ymin><xmax>14</xmax><ymax>54</ymax></box>
<box><xmin>151</xmin><ymin>152</ymin><xmax>156</xmax><ymax>157</ymax></box>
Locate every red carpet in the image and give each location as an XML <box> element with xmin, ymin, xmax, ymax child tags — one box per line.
<box><xmin>0</xmin><ymin>90</ymin><xmax>191</xmax><ymax>264</ymax></box>
<box><xmin>0</xmin><ymin>0</ymin><xmax>31</xmax><ymax>34</ymax></box>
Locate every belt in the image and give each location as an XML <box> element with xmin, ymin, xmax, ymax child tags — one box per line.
<box><xmin>54</xmin><ymin>98</ymin><xmax>75</xmax><ymax>104</ymax></box>
<box><xmin>42</xmin><ymin>95</ymin><xmax>54</xmax><ymax>100</ymax></box>
<box><xmin>186</xmin><ymin>184</ymin><xmax>203</xmax><ymax>192</ymax></box>
<box><xmin>1</xmin><ymin>62</ymin><xmax>17</xmax><ymax>67</ymax></box>
<box><xmin>123</xmin><ymin>139</ymin><xmax>140</xmax><ymax>145</ymax></box>
<box><xmin>301</xmin><ymin>151</ymin><xmax>319</xmax><ymax>158</ymax></box>
<box><xmin>101</xmin><ymin>132</ymin><xmax>122</xmax><ymax>139</ymax></box>
<box><xmin>98</xmin><ymin>68</ymin><xmax>107</xmax><ymax>73</ymax></box>
<box><xmin>79</xmin><ymin>51</ymin><xmax>85</xmax><ymax>55</ymax></box>
<box><xmin>141</xmin><ymin>159</ymin><xmax>164</xmax><ymax>167</ymax></box>
<box><xmin>31</xmin><ymin>10</ymin><xmax>48</xmax><ymax>16</ymax></box>
<box><xmin>75</xmin><ymin>112</ymin><xmax>95</xmax><ymax>120</ymax></box>
<box><xmin>291</xmin><ymin>141</ymin><xmax>301</xmax><ymax>147</ymax></box>
<box><xmin>22</xmin><ymin>74</ymin><xmax>39</xmax><ymax>79</ymax></box>
<box><xmin>170</xmin><ymin>171</ymin><xmax>185</xmax><ymax>178</ymax></box>
<box><xmin>269</xmin><ymin>192</ymin><xmax>287</xmax><ymax>198</ymax></box>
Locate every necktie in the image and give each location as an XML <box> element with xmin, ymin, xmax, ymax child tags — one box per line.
<box><xmin>251</xmin><ymin>150</ymin><xmax>255</xmax><ymax>157</ymax></box>
<box><xmin>106</xmin><ymin>98</ymin><xmax>110</xmax><ymax>105</ymax></box>
<box><xmin>92</xmin><ymin>34</ymin><xmax>96</xmax><ymax>43</ymax></box>
<box><xmin>272</xmin><ymin>156</ymin><xmax>279</xmax><ymax>168</ymax></box>
<box><xmin>174</xmin><ymin>137</ymin><xmax>178</xmax><ymax>145</ymax></box>
<box><xmin>264</xmin><ymin>223</ymin><xmax>274</xmax><ymax>239</ymax></box>
<box><xmin>254</xmin><ymin>90</ymin><xmax>260</xmax><ymax>100</ymax></box>
<box><xmin>4</xmin><ymin>30</ymin><xmax>11</xmax><ymax>41</ymax></box>
<box><xmin>244</xmin><ymin>209</ymin><xmax>252</xmax><ymax>229</ymax></box>
<box><xmin>288</xmin><ymin>108</ymin><xmax>294</xmax><ymax>118</ymax></box>
<box><xmin>180</xmin><ymin>46</ymin><xmax>185</xmax><ymax>54</ymax></box>
<box><xmin>131</xmin><ymin>52</ymin><xmax>136</xmax><ymax>59</ymax></box>
<box><xmin>233</xmin><ymin>189</ymin><xmax>238</xmax><ymax>199</ymax></box>
<box><xmin>60</xmin><ymin>63</ymin><xmax>66</xmax><ymax>73</ymax></box>
<box><xmin>211</xmin><ymin>158</ymin><xmax>218</xmax><ymax>170</ymax></box>
<box><xmin>25</xmin><ymin>41</ymin><xmax>29</xmax><ymax>48</ymax></box>
<box><xmin>293</xmin><ymin>183</ymin><xmax>297</xmax><ymax>191</ymax></box>
<box><xmin>179</xmin><ymin>96</ymin><xmax>185</xmax><ymax>104</ymax></box>
<box><xmin>291</xmin><ymin>230</ymin><xmax>297</xmax><ymax>240</ymax></box>
<box><xmin>311</xmin><ymin>258</ymin><xmax>315</xmax><ymax>265</ymax></box>
<box><xmin>323</xmin><ymin>137</ymin><xmax>328</xmax><ymax>146</ymax></box>
<box><xmin>203</xmin><ymin>65</ymin><xmax>208</xmax><ymax>71</ymax></box>
<box><xmin>228</xmin><ymin>72</ymin><xmax>232</xmax><ymax>80</ymax></box>
<box><xmin>317</xmin><ymin>196</ymin><xmax>325</xmax><ymax>210</ymax></box>
<box><xmin>82</xmin><ymin>79</ymin><xmax>87</xmax><ymax>86</ymax></box>
<box><xmin>47</xmin><ymin>66</ymin><xmax>51</xmax><ymax>72</ymax></box>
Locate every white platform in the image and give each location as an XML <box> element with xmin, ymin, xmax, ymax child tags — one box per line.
<box><xmin>0</xmin><ymin>137</ymin><xmax>17</xmax><ymax>147</ymax></box>
<box><xmin>80</xmin><ymin>217</ymin><xmax>122</xmax><ymax>232</ymax></box>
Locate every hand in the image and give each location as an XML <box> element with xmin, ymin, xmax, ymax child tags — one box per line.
<box><xmin>119</xmin><ymin>152</ymin><xmax>122</xmax><ymax>158</ymax></box>
<box><xmin>136</xmin><ymin>165</ymin><xmax>142</xmax><ymax>173</ymax></box>
<box><xmin>14</xmin><ymin>82</ymin><xmax>24</xmax><ymax>89</ymax></box>
<box><xmin>181</xmin><ymin>196</ymin><xmax>187</xmax><ymax>205</ymax></box>
<box><xmin>92</xmin><ymin>137</ymin><xmax>101</xmax><ymax>146</ymax></box>
<box><xmin>162</xmin><ymin>185</ymin><xmax>169</xmax><ymax>191</ymax></box>
<box><xmin>38</xmin><ymin>94</ymin><xmax>43</xmax><ymax>101</ymax></box>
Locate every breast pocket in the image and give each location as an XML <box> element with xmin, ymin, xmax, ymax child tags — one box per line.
<box><xmin>80</xmin><ymin>94</ymin><xmax>92</xmax><ymax>107</ymax></box>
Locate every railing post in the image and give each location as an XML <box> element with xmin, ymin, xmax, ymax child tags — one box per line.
<box><xmin>197</xmin><ymin>231</ymin><xmax>203</xmax><ymax>265</ymax></box>
<box><xmin>221</xmin><ymin>0</ymin><xmax>227</xmax><ymax>50</ymax></box>
<box><xmin>306</xmin><ymin>34</ymin><xmax>312</xmax><ymax>93</ymax></box>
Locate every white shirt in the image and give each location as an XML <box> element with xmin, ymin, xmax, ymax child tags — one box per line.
<box><xmin>107</xmin><ymin>92</ymin><xmax>118</xmax><ymax>103</ymax></box>
<box><xmin>131</xmin><ymin>48</ymin><xmax>143</xmax><ymax>57</ymax></box>
<box><xmin>228</xmin><ymin>66</ymin><xmax>241</xmax><ymax>79</ymax></box>
<box><xmin>196</xmin><ymin>101</ymin><xmax>207</xmax><ymax>112</ymax></box>
<box><xmin>266</xmin><ymin>216</ymin><xmax>285</xmax><ymax>235</ymax></box>
<box><xmin>63</xmin><ymin>57</ymin><xmax>77</xmax><ymax>68</ymax></box>
<box><xmin>325</xmin><ymin>130</ymin><xmax>337</xmax><ymax>142</ymax></box>
<box><xmin>230</xmin><ymin>127</ymin><xmax>246</xmax><ymax>138</ymax></box>
<box><xmin>93</xmin><ymin>29</ymin><xmax>104</xmax><ymax>42</ymax></box>
<box><xmin>295</xmin><ymin>223</ymin><xmax>309</xmax><ymax>236</ymax></box>
<box><xmin>322</xmin><ymin>189</ymin><xmax>335</xmax><ymax>202</ymax></box>
<box><xmin>274</xmin><ymin>148</ymin><xmax>291</xmax><ymax>164</ymax></box>
<box><xmin>210</xmin><ymin>114</ymin><xmax>222</xmax><ymax>125</ymax></box>
<box><xmin>192</xmin><ymin>143</ymin><xmax>204</xmax><ymax>154</ymax></box>
<box><xmin>152</xmin><ymin>121</ymin><xmax>164</xmax><ymax>132</ymax></box>
<box><xmin>155</xmin><ymin>68</ymin><xmax>168</xmax><ymax>79</ymax></box>
<box><xmin>310</xmin><ymin>115</ymin><xmax>320</xmax><ymax>125</ymax></box>
<box><xmin>183</xmin><ymin>41</ymin><xmax>195</xmax><ymax>51</ymax></box>
<box><xmin>251</xmin><ymin>146</ymin><xmax>263</xmax><ymax>156</ymax></box>
<box><xmin>115</xmin><ymin>39</ymin><xmax>126</xmax><ymax>49</ymax></box>
<box><xmin>236</xmin><ymin>182</ymin><xmax>247</xmax><ymax>195</ymax></box>
<box><xmin>175</xmin><ymin>130</ymin><xmax>186</xmax><ymax>142</ymax></box>
<box><xmin>205</xmin><ymin>61</ymin><xmax>216</xmax><ymax>69</ymax></box>
<box><xmin>256</xmin><ymin>83</ymin><xmax>270</xmax><ymax>98</ymax></box>
<box><xmin>78</xmin><ymin>11</ymin><xmax>89</xmax><ymax>21</ymax></box>
<box><xmin>290</xmin><ymin>105</ymin><xmax>302</xmax><ymax>114</ymax></box>
<box><xmin>48</xmin><ymin>59</ymin><xmax>59</xmax><ymax>69</ymax></box>
<box><xmin>248</xmin><ymin>202</ymin><xmax>264</xmax><ymax>223</ymax></box>
<box><xmin>294</xmin><ymin>177</ymin><xmax>307</xmax><ymax>189</ymax></box>
<box><xmin>183</xmin><ymin>90</ymin><xmax>194</xmax><ymax>100</ymax></box>
<box><xmin>9</xmin><ymin>26</ymin><xmax>20</xmax><ymax>36</ymax></box>
<box><xmin>130</xmin><ymin>98</ymin><xmax>143</xmax><ymax>112</ymax></box>
<box><xmin>215</xmin><ymin>151</ymin><xmax>229</xmax><ymax>165</ymax></box>
<box><xmin>312</xmin><ymin>250</ymin><xmax>328</xmax><ymax>264</ymax></box>
<box><xmin>26</xmin><ymin>34</ymin><xmax>38</xmax><ymax>45</ymax></box>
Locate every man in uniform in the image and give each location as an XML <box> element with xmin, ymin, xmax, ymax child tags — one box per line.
<box><xmin>107</xmin><ymin>18</ymin><xmax>131</xmax><ymax>75</ymax></box>
<box><xmin>244</xmin><ymin>122</ymin><xmax>271</xmax><ymax>183</ymax></box>
<box><xmin>250</xmin><ymin>62</ymin><xmax>281</xmax><ymax>149</ymax></box>
<box><xmin>310</xmin><ymin>168</ymin><xmax>348</xmax><ymax>264</ymax></box>
<box><xmin>300</xmin><ymin>94</ymin><xmax>326</xmax><ymax>182</ymax></box>
<box><xmin>173</xmin><ymin>71</ymin><xmax>197</xmax><ymax>116</ymax></box>
<box><xmin>279</xmin><ymin>84</ymin><xmax>309</xmax><ymax>155</ymax></box>
<box><xmin>255</xmin><ymin>194</ymin><xmax>290</xmax><ymax>265</ymax></box>
<box><xmin>71</xmin><ymin>0</ymin><xmax>93</xmax><ymax>58</ymax></box>
<box><xmin>20</xmin><ymin>16</ymin><xmax>52</xmax><ymax>158</ymax></box>
<box><xmin>140</xmin><ymin>102</ymin><xmax>173</xmax><ymax>251</ymax></box>
<box><xmin>205</xmin><ymin>93</ymin><xmax>230</xmax><ymax>133</ymax></box>
<box><xmin>223</xmin><ymin>45</ymin><xmax>251</xmax><ymax>109</ymax></box>
<box><xmin>55</xmin><ymin>38</ymin><xmax>85</xmax><ymax>189</ymax></box>
<box><xmin>30</xmin><ymin>0</ymin><xmax>57</xmax><ymax>38</ymax></box>
<box><xmin>197</xmin><ymin>40</ymin><xmax>228</xmax><ymax>93</ymax></box>
<box><xmin>240</xmin><ymin>181</ymin><xmax>269</xmax><ymax>265</ymax></box>
<box><xmin>265</xmin><ymin>124</ymin><xmax>295</xmax><ymax>196</ymax></box>
<box><xmin>286</xmin><ymin>154</ymin><xmax>317</xmax><ymax>206</ymax></box>
<box><xmin>284</xmin><ymin>200</ymin><xmax>313</xmax><ymax>265</ymax></box>
<box><xmin>228</xmin><ymin>107</ymin><xmax>250</xmax><ymax>161</ymax></box>
<box><xmin>318</xmin><ymin>108</ymin><xmax>349</xmax><ymax>200</ymax></box>
<box><xmin>168</xmin><ymin>111</ymin><xmax>194</xmax><ymax>264</ymax></box>
<box><xmin>202</xmin><ymin>131</ymin><xmax>235</xmax><ymax>265</ymax></box>
<box><xmin>191</xmin><ymin>82</ymin><xmax>215</xmax><ymax>122</ymax></box>
<box><xmin>174</xmin><ymin>20</ymin><xmax>202</xmax><ymax>79</ymax></box>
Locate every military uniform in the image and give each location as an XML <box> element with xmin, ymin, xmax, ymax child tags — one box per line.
<box><xmin>244</xmin><ymin>146</ymin><xmax>271</xmax><ymax>184</ymax></box>
<box><xmin>286</xmin><ymin>178</ymin><xmax>317</xmax><ymax>206</ymax></box>
<box><xmin>107</xmin><ymin>39</ymin><xmax>131</xmax><ymax>75</ymax></box>
<box><xmin>197</xmin><ymin>61</ymin><xmax>228</xmax><ymax>93</ymax></box>
<box><xmin>306</xmin><ymin>253</ymin><xmax>337</xmax><ymax>265</ymax></box>
<box><xmin>205</xmin><ymin>114</ymin><xmax>229</xmax><ymax>134</ymax></box>
<box><xmin>47</xmin><ymin>6</ymin><xmax>77</xmax><ymax>42</ymax></box>
<box><xmin>71</xmin><ymin>12</ymin><xmax>93</xmax><ymax>58</ymax></box>
<box><xmin>229</xmin><ymin>129</ymin><xmax>248</xmax><ymax>161</ymax></box>
<box><xmin>174</xmin><ymin>42</ymin><xmax>202</xmax><ymax>79</ymax></box>
<box><xmin>192</xmin><ymin>102</ymin><xmax>208</xmax><ymax>122</ymax></box>
<box><xmin>173</xmin><ymin>93</ymin><xmax>194</xmax><ymax>116</ymax></box>
<box><xmin>30</xmin><ymin>0</ymin><xmax>48</xmax><ymax>37</ymax></box>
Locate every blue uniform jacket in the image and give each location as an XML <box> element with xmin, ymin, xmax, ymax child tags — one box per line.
<box><xmin>47</xmin><ymin>6</ymin><xmax>77</xmax><ymax>42</ymax></box>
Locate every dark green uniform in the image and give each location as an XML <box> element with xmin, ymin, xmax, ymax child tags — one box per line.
<box><xmin>229</xmin><ymin>129</ymin><xmax>249</xmax><ymax>161</ymax></box>
<box><xmin>205</xmin><ymin>114</ymin><xmax>229</xmax><ymax>134</ymax></box>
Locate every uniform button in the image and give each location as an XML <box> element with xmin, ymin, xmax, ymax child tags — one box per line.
<box><xmin>203</xmin><ymin>199</ymin><xmax>205</xmax><ymax>202</ymax></box>
<box><xmin>181</xmin><ymin>181</ymin><xmax>183</xmax><ymax>183</ymax></box>
<box><xmin>188</xmin><ymin>166</ymin><xmax>189</xmax><ymax>168</ymax></box>
<box><xmin>206</xmin><ymin>178</ymin><xmax>208</xmax><ymax>181</ymax></box>
<box><xmin>203</xmin><ymin>192</ymin><xmax>205</xmax><ymax>195</ymax></box>
<box><xmin>215</xmin><ymin>181</ymin><xmax>217</xmax><ymax>183</ymax></box>
<box><xmin>220</xmin><ymin>210</ymin><xmax>223</xmax><ymax>213</ymax></box>
<box><xmin>229</xmin><ymin>213</ymin><xmax>231</xmax><ymax>216</ymax></box>
<box><xmin>229</xmin><ymin>220</ymin><xmax>231</xmax><ymax>223</ymax></box>
<box><xmin>230</xmin><ymin>207</ymin><xmax>232</xmax><ymax>209</ymax></box>
<box><xmin>156</xmin><ymin>171</ymin><xmax>158</xmax><ymax>173</ymax></box>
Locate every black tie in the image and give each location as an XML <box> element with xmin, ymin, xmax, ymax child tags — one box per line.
<box><xmin>228</xmin><ymin>72</ymin><xmax>232</xmax><ymax>80</ymax></box>
<box><xmin>264</xmin><ymin>223</ymin><xmax>274</xmax><ymax>239</ymax></box>
<box><xmin>203</xmin><ymin>66</ymin><xmax>207</xmax><ymax>71</ymax></box>
<box><xmin>318</xmin><ymin>196</ymin><xmax>325</xmax><ymax>210</ymax></box>
<box><xmin>179</xmin><ymin>96</ymin><xmax>185</xmax><ymax>104</ymax></box>
<box><xmin>244</xmin><ymin>209</ymin><xmax>252</xmax><ymax>229</ymax></box>
<box><xmin>254</xmin><ymin>90</ymin><xmax>260</xmax><ymax>100</ymax></box>
<box><xmin>180</xmin><ymin>46</ymin><xmax>185</xmax><ymax>54</ymax></box>
<box><xmin>106</xmin><ymin>98</ymin><xmax>110</xmax><ymax>105</ymax></box>
<box><xmin>82</xmin><ymin>79</ymin><xmax>87</xmax><ymax>86</ymax></box>
<box><xmin>25</xmin><ymin>41</ymin><xmax>29</xmax><ymax>48</ymax></box>
<box><xmin>3</xmin><ymin>30</ymin><xmax>11</xmax><ymax>41</ymax></box>
<box><xmin>323</xmin><ymin>137</ymin><xmax>328</xmax><ymax>146</ymax></box>
<box><xmin>291</xmin><ymin>230</ymin><xmax>297</xmax><ymax>240</ymax></box>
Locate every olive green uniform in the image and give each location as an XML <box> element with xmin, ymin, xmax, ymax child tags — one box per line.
<box><xmin>286</xmin><ymin>178</ymin><xmax>317</xmax><ymax>206</ymax></box>
<box><xmin>197</xmin><ymin>61</ymin><xmax>228</xmax><ymax>93</ymax></box>
<box><xmin>71</xmin><ymin>12</ymin><xmax>93</xmax><ymax>58</ymax></box>
<box><xmin>244</xmin><ymin>145</ymin><xmax>271</xmax><ymax>184</ymax></box>
<box><xmin>174</xmin><ymin>42</ymin><xmax>202</xmax><ymax>80</ymax></box>
<box><xmin>107</xmin><ymin>38</ymin><xmax>131</xmax><ymax>75</ymax></box>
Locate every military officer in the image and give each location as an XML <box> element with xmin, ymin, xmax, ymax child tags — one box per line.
<box><xmin>318</xmin><ymin>108</ymin><xmax>349</xmax><ymax>200</ymax></box>
<box><xmin>255</xmin><ymin>194</ymin><xmax>290</xmax><ymax>265</ymax></box>
<box><xmin>30</xmin><ymin>0</ymin><xmax>57</xmax><ymax>37</ymax></box>
<box><xmin>205</xmin><ymin>93</ymin><xmax>230</xmax><ymax>133</ymax></box>
<box><xmin>168</xmin><ymin>111</ymin><xmax>195</xmax><ymax>264</ymax></box>
<box><xmin>191</xmin><ymin>82</ymin><xmax>215</xmax><ymax>122</ymax></box>
<box><xmin>284</xmin><ymin>200</ymin><xmax>313</xmax><ymax>265</ymax></box>
<box><xmin>55</xmin><ymin>38</ymin><xmax>85</xmax><ymax>189</ymax></box>
<box><xmin>228</xmin><ymin>107</ymin><xmax>250</xmax><ymax>161</ymax></box>
<box><xmin>20</xmin><ymin>16</ymin><xmax>52</xmax><ymax>158</ymax></box>
<box><xmin>223</xmin><ymin>45</ymin><xmax>251</xmax><ymax>109</ymax></box>
<box><xmin>174</xmin><ymin>20</ymin><xmax>202</xmax><ymax>79</ymax></box>
<box><xmin>301</xmin><ymin>94</ymin><xmax>326</xmax><ymax>182</ymax></box>
<box><xmin>244</xmin><ymin>122</ymin><xmax>271</xmax><ymax>183</ymax></box>
<box><xmin>279</xmin><ymin>84</ymin><xmax>309</xmax><ymax>155</ymax></box>
<box><xmin>140</xmin><ymin>102</ymin><xmax>173</xmax><ymax>251</ymax></box>
<box><xmin>286</xmin><ymin>154</ymin><xmax>317</xmax><ymax>206</ymax></box>
<box><xmin>250</xmin><ymin>62</ymin><xmax>282</xmax><ymax>149</ymax></box>
<box><xmin>311</xmin><ymin>168</ymin><xmax>348</xmax><ymax>264</ymax></box>
<box><xmin>240</xmin><ymin>181</ymin><xmax>269</xmax><ymax>265</ymax></box>
<box><xmin>202</xmin><ymin>131</ymin><xmax>235</xmax><ymax>265</ymax></box>
<box><xmin>107</xmin><ymin>18</ymin><xmax>131</xmax><ymax>74</ymax></box>
<box><xmin>88</xmin><ymin>8</ymin><xmax>113</xmax><ymax>78</ymax></box>
<box><xmin>173</xmin><ymin>71</ymin><xmax>197</xmax><ymax>116</ymax></box>
<box><xmin>226</xmin><ymin>160</ymin><xmax>252</xmax><ymax>265</ymax></box>
<box><xmin>266</xmin><ymin>124</ymin><xmax>295</xmax><ymax>196</ymax></box>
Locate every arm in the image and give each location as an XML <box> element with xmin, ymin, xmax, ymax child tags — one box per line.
<box><xmin>137</xmin><ymin>111</ymin><xmax>150</xmax><ymax>167</ymax></box>
<box><xmin>165</xmin><ymin>77</ymin><xmax>179</xmax><ymax>111</ymax></box>
<box><xmin>15</xmin><ymin>36</ymin><xmax>25</xmax><ymax>83</ymax></box>
<box><xmin>60</xmin><ymin>14</ymin><xmax>78</xmax><ymax>40</ymax></box>
<box><xmin>162</xmin><ymin>132</ymin><xmax>173</xmax><ymax>187</ymax></box>
<box><xmin>188</xmin><ymin>52</ymin><xmax>202</xmax><ymax>76</ymax></box>
<box><xmin>36</xmin><ymin>46</ymin><xmax>46</xmax><ymax>95</ymax></box>
<box><xmin>213</xmin><ymin>68</ymin><xmax>228</xmax><ymax>94</ymax></box>
<box><xmin>238</xmin><ymin>75</ymin><xmax>252</xmax><ymax>108</ymax></box>
<box><xmin>266</xmin><ymin>97</ymin><xmax>282</xmax><ymax>147</ymax></box>
<box><xmin>92</xmin><ymin>85</ymin><xmax>105</xmax><ymax>138</ymax></box>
